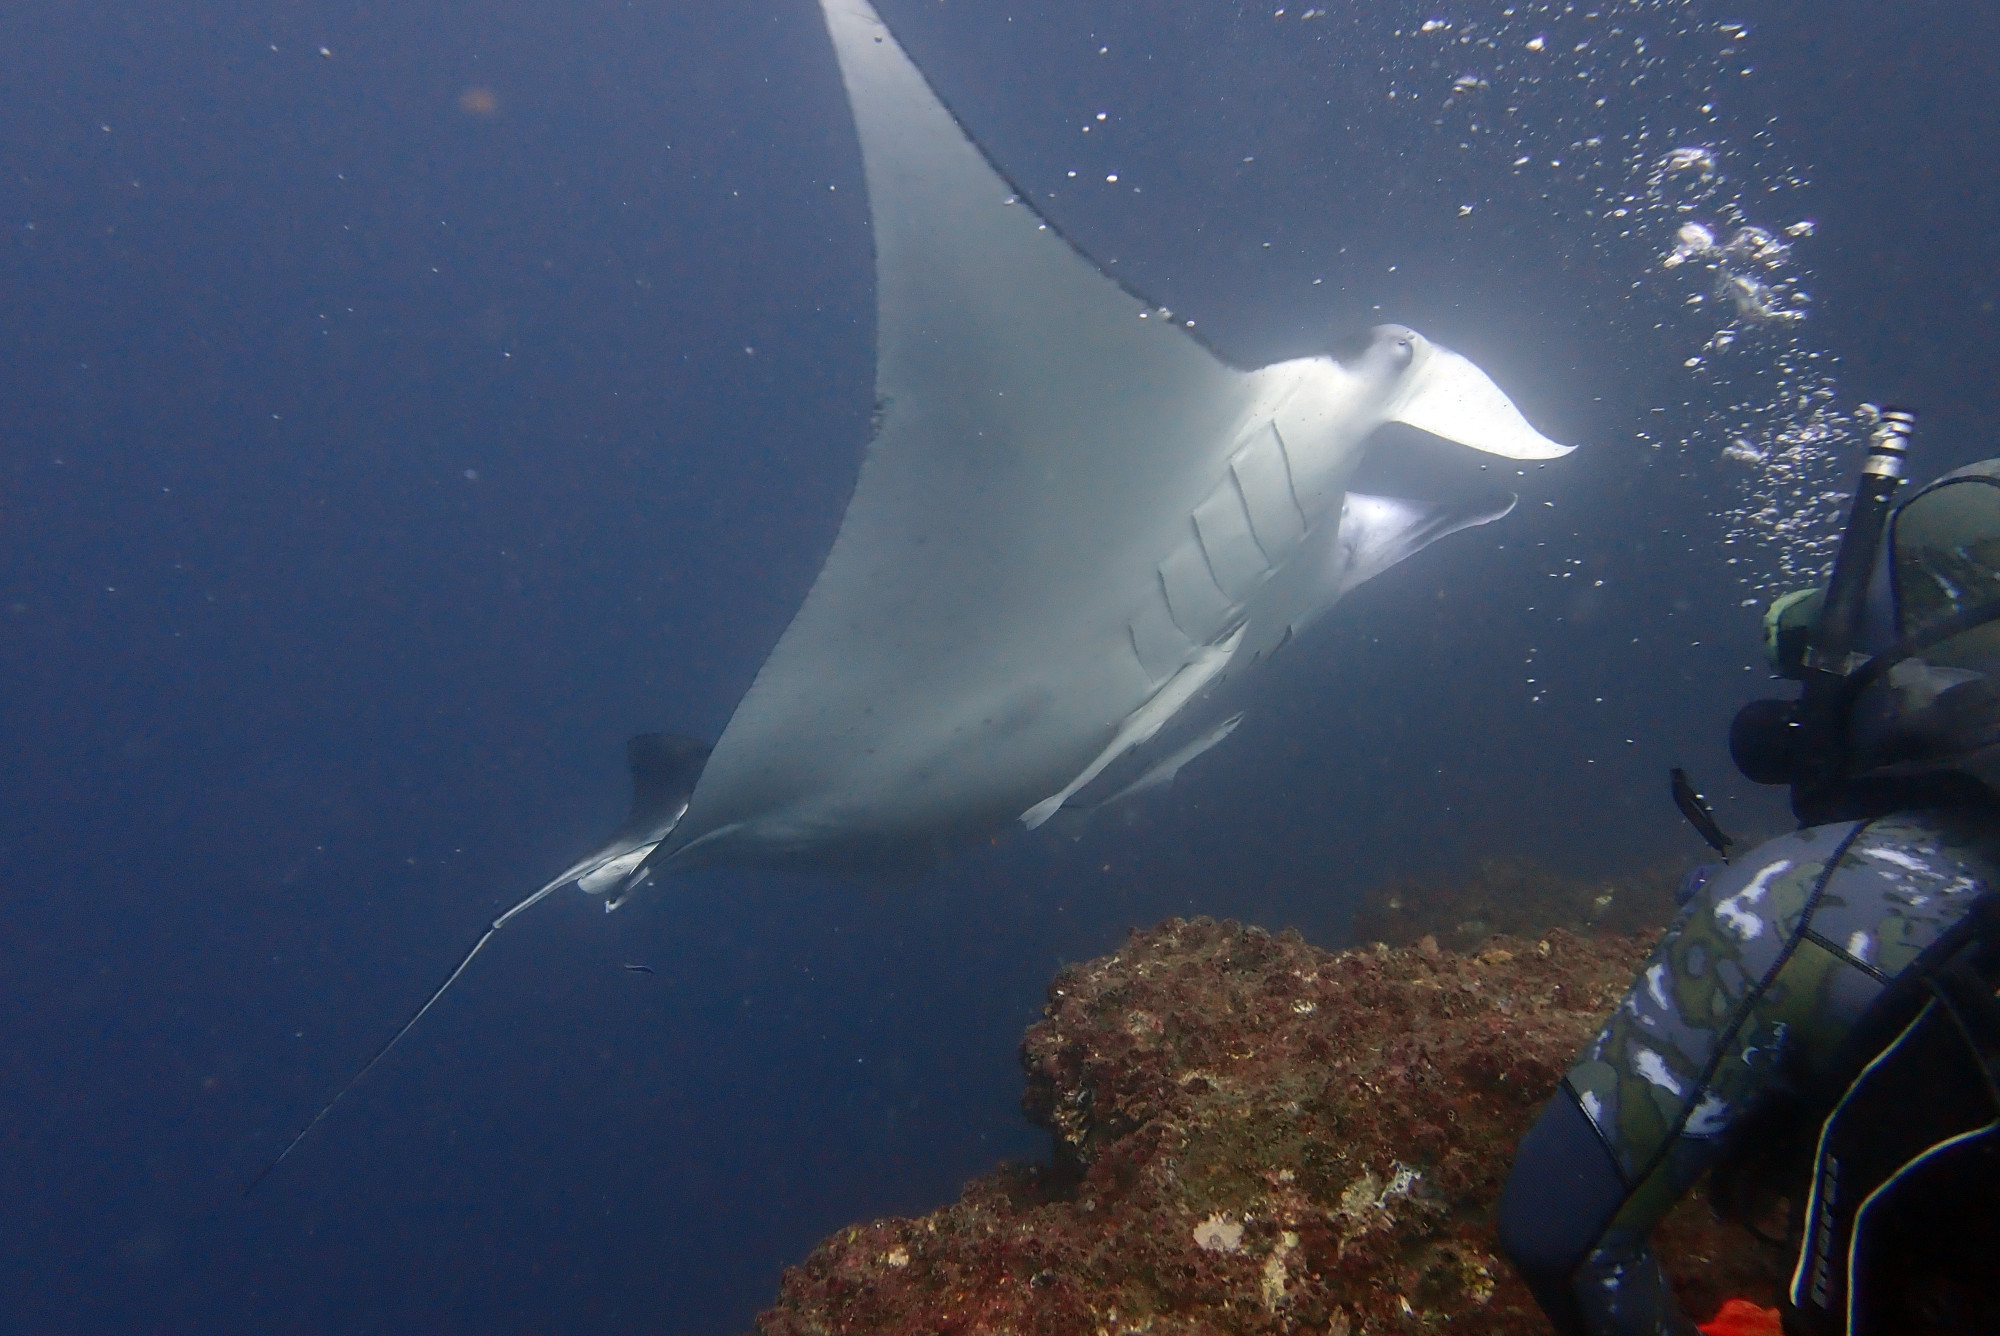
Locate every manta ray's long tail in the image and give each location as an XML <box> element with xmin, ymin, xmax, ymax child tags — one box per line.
<box><xmin>242</xmin><ymin>876</ymin><xmax>568</xmax><ymax>1196</ymax></box>
<box><xmin>245</xmin><ymin>732</ymin><xmax>710</xmax><ymax>1195</ymax></box>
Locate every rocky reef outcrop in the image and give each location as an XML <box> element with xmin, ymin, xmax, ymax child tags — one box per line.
<box><xmin>751</xmin><ymin>916</ymin><xmax>1784</xmax><ymax>1335</ymax></box>
<box><xmin>1348</xmin><ymin>854</ymin><xmax>1689</xmax><ymax>954</ymax></box>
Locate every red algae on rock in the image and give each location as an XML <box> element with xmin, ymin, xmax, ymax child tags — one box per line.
<box><xmin>752</xmin><ymin>918</ymin><xmax>1785</xmax><ymax>1336</ymax></box>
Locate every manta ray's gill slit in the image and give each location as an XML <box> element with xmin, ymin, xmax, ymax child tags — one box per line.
<box><xmin>1158</xmin><ymin>535</ymin><xmax>1238</xmax><ymax>644</ymax></box>
<box><xmin>1191</xmin><ymin>478</ymin><xmax>1270</xmax><ymax>601</ymax></box>
<box><xmin>1130</xmin><ymin>578</ymin><xmax>1196</xmax><ymax>686</ymax></box>
<box><xmin>1228</xmin><ymin>425</ymin><xmax>1308</xmax><ymax>559</ymax></box>
<box><xmin>1226</xmin><ymin>466</ymin><xmax>1278</xmax><ymax>566</ymax></box>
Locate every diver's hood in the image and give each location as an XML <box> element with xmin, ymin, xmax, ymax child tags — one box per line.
<box><xmin>1843</xmin><ymin>460</ymin><xmax>2000</xmax><ymax>790</ymax></box>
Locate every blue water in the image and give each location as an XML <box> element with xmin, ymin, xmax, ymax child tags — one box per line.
<box><xmin>4</xmin><ymin>1</ymin><xmax>1995</xmax><ymax>1332</ymax></box>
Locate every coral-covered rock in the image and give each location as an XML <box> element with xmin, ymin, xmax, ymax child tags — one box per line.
<box><xmin>752</xmin><ymin>918</ymin><xmax>1785</xmax><ymax>1336</ymax></box>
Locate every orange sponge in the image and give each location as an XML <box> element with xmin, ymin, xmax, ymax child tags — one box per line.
<box><xmin>1697</xmin><ymin>1298</ymin><xmax>1784</xmax><ymax>1336</ymax></box>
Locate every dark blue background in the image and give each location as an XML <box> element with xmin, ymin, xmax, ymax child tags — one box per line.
<box><xmin>4</xmin><ymin>2</ymin><xmax>1995</xmax><ymax>1332</ymax></box>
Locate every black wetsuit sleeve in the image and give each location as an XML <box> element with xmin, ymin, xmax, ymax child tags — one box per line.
<box><xmin>1498</xmin><ymin>1087</ymin><xmax>1624</xmax><ymax>1335</ymax></box>
<box><xmin>1499</xmin><ymin>813</ymin><xmax>1999</xmax><ymax>1335</ymax></box>
<box><xmin>1499</xmin><ymin>1081</ymin><xmax>1715</xmax><ymax>1336</ymax></box>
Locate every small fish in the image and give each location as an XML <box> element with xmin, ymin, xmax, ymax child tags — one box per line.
<box><xmin>622</xmin><ymin>963</ymin><xmax>654</xmax><ymax>975</ymax></box>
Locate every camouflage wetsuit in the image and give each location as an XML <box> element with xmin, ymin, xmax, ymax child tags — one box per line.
<box><xmin>1497</xmin><ymin>809</ymin><xmax>2000</xmax><ymax>1335</ymax></box>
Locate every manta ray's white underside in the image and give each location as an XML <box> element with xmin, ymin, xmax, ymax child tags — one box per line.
<box><xmin>610</xmin><ymin>0</ymin><xmax>1571</xmax><ymax>887</ymax></box>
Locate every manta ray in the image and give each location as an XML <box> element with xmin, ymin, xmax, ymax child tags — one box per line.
<box><xmin>252</xmin><ymin>0</ymin><xmax>1570</xmax><ymax>1184</ymax></box>
<box><xmin>574</xmin><ymin>0</ymin><xmax>1570</xmax><ymax>892</ymax></box>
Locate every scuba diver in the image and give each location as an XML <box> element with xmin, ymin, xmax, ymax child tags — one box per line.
<box><xmin>1496</xmin><ymin>409</ymin><xmax>2000</xmax><ymax>1336</ymax></box>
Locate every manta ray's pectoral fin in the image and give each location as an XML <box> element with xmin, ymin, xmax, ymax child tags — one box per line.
<box><xmin>1022</xmin><ymin>626</ymin><xmax>1246</xmax><ymax>829</ymax></box>
<box><xmin>1389</xmin><ymin>344</ymin><xmax>1573</xmax><ymax>460</ymax></box>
